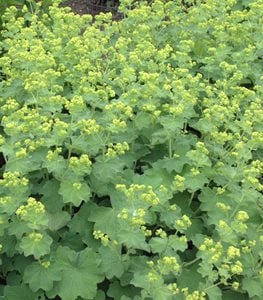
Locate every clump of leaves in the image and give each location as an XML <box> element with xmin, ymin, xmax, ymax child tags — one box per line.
<box><xmin>0</xmin><ymin>0</ymin><xmax>263</xmax><ymax>299</ymax></box>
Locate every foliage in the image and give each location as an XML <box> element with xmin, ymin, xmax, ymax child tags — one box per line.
<box><xmin>0</xmin><ymin>0</ymin><xmax>263</xmax><ymax>299</ymax></box>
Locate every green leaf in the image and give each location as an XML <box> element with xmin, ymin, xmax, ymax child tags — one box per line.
<box><xmin>23</xmin><ymin>261</ymin><xmax>61</xmax><ymax>292</ymax></box>
<box><xmin>107</xmin><ymin>280</ymin><xmax>141</xmax><ymax>299</ymax></box>
<box><xmin>177</xmin><ymin>263</ymin><xmax>204</xmax><ymax>292</ymax></box>
<box><xmin>242</xmin><ymin>277</ymin><xmax>263</xmax><ymax>298</ymax></box>
<box><xmin>4</xmin><ymin>285</ymin><xmax>36</xmax><ymax>300</ymax></box>
<box><xmin>117</xmin><ymin>228</ymin><xmax>149</xmax><ymax>251</ymax></box>
<box><xmin>42</xmin><ymin>155</ymin><xmax>67</xmax><ymax>178</ymax></box>
<box><xmin>0</xmin><ymin>214</ymin><xmax>9</xmax><ymax>235</ymax></box>
<box><xmin>159</xmin><ymin>115</ymin><xmax>185</xmax><ymax>133</ymax></box>
<box><xmin>52</xmin><ymin>246</ymin><xmax>104</xmax><ymax>300</ymax></box>
<box><xmin>22</xmin><ymin>210</ymin><xmax>49</xmax><ymax>231</ymax></box>
<box><xmin>5</xmin><ymin>148</ymin><xmax>46</xmax><ymax>175</ymax></box>
<box><xmin>48</xmin><ymin>211</ymin><xmax>71</xmax><ymax>231</ymax></box>
<box><xmin>39</xmin><ymin>179</ymin><xmax>64</xmax><ymax>213</ymax></box>
<box><xmin>0</xmin><ymin>195</ymin><xmax>25</xmax><ymax>216</ymax></box>
<box><xmin>68</xmin><ymin>203</ymin><xmax>93</xmax><ymax>235</ymax></box>
<box><xmin>88</xmin><ymin>204</ymin><xmax>117</xmax><ymax>238</ymax></box>
<box><xmin>156</xmin><ymin>157</ymin><xmax>188</xmax><ymax>173</ymax></box>
<box><xmin>94</xmin><ymin>289</ymin><xmax>106</xmax><ymax>300</ymax></box>
<box><xmin>149</xmin><ymin>237</ymin><xmax>168</xmax><ymax>253</ymax></box>
<box><xmin>134</xmin><ymin>112</ymin><xmax>153</xmax><ymax>129</ymax></box>
<box><xmin>184</xmin><ymin>172</ymin><xmax>209</xmax><ymax>192</ymax></box>
<box><xmin>19</xmin><ymin>232</ymin><xmax>52</xmax><ymax>259</ymax></box>
<box><xmin>159</xmin><ymin>206</ymin><xmax>181</xmax><ymax>227</ymax></box>
<box><xmin>205</xmin><ymin>286</ymin><xmax>222</xmax><ymax>300</ymax></box>
<box><xmin>99</xmin><ymin>245</ymin><xmax>124</xmax><ymax>279</ymax></box>
<box><xmin>151</xmin><ymin>286</ymin><xmax>174</xmax><ymax>300</ymax></box>
<box><xmin>168</xmin><ymin>234</ymin><xmax>188</xmax><ymax>252</ymax></box>
<box><xmin>59</xmin><ymin>180</ymin><xmax>91</xmax><ymax>206</ymax></box>
<box><xmin>91</xmin><ymin>157</ymin><xmax>126</xmax><ymax>183</ymax></box>
<box><xmin>185</xmin><ymin>219</ymin><xmax>204</xmax><ymax>239</ymax></box>
<box><xmin>222</xmin><ymin>290</ymin><xmax>248</xmax><ymax>300</ymax></box>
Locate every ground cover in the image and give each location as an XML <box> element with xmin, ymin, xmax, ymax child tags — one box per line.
<box><xmin>0</xmin><ymin>0</ymin><xmax>263</xmax><ymax>299</ymax></box>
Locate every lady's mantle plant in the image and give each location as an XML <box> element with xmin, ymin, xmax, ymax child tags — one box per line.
<box><xmin>0</xmin><ymin>0</ymin><xmax>263</xmax><ymax>299</ymax></box>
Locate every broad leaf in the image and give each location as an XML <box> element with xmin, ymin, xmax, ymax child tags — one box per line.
<box><xmin>23</xmin><ymin>261</ymin><xmax>61</xmax><ymax>292</ymax></box>
<box><xmin>52</xmin><ymin>246</ymin><xmax>104</xmax><ymax>300</ymax></box>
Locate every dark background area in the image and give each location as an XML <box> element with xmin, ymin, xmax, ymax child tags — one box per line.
<box><xmin>61</xmin><ymin>0</ymin><xmax>120</xmax><ymax>15</ymax></box>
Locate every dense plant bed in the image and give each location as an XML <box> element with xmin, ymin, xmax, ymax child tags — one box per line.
<box><xmin>0</xmin><ymin>0</ymin><xmax>263</xmax><ymax>299</ymax></box>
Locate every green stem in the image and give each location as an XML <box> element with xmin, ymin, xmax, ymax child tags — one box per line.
<box><xmin>188</xmin><ymin>192</ymin><xmax>195</xmax><ymax>207</ymax></box>
<box><xmin>183</xmin><ymin>257</ymin><xmax>201</xmax><ymax>268</ymax></box>
<box><xmin>68</xmin><ymin>203</ymin><xmax>73</xmax><ymax>216</ymax></box>
<box><xmin>168</xmin><ymin>137</ymin><xmax>172</xmax><ymax>158</ymax></box>
<box><xmin>256</xmin><ymin>223</ymin><xmax>263</xmax><ymax>232</ymax></box>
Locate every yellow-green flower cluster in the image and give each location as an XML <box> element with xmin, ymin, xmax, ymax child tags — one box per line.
<box><xmin>105</xmin><ymin>142</ymin><xmax>129</xmax><ymax>157</ymax></box>
<box><xmin>41</xmin><ymin>261</ymin><xmax>51</xmax><ymax>269</ymax></box>
<box><xmin>217</xmin><ymin>220</ymin><xmax>234</xmax><ymax>237</ymax></box>
<box><xmin>140</xmin><ymin>225</ymin><xmax>152</xmax><ymax>237</ymax></box>
<box><xmin>167</xmin><ymin>283</ymin><xmax>180</xmax><ymax>295</ymax></box>
<box><xmin>41</xmin><ymin>95</ymin><xmax>66</xmax><ymax>112</ymax></box>
<box><xmin>140</xmin><ymin>187</ymin><xmax>160</xmax><ymax>206</ymax></box>
<box><xmin>231</xmin><ymin>211</ymin><xmax>250</xmax><ymax>234</ymax></box>
<box><xmin>240</xmin><ymin>239</ymin><xmax>257</xmax><ymax>254</ymax></box>
<box><xmin>115</xmin><ymin>184</ymin><xmax>162</xmax><ymax>218</ymax></box>
<box><xmin>110</xmin><ymin>118</ymin><xmax>127</xmax><ymax>132</ymax></box>
<box><xmin>158</xmin><ymin>256</ymin><xmax>180</xmax><ymax>273</ymax></box>
<box><xmin>77</xmin><ymin>119</ymin><xmax>101</xmax><ymax>135</ymax></box>
<box><xmin>65</xmin><ymin>95</ymin><xmax>86</xmax><ymax>114</ymax></box>
<box><xmin>235</xmin><ymin>210</ymin><xmax>249</xmax><ymax>222</ymax></box>
<box><xmin>216</xmin><ymin>187</ymin><xmax>225</xmax><ymax>195</ymax></box>
<box><xmin>155</xmin><ymin>228</ymin><xmax>167</xmax><ymax>239</ymax></box>
<box><xmin>181</xmin><ymin>288</ymin><xmax>206</xmax><ymax>300</ymax></box>
<box><xmin>191</xmin><ymin>168</ymin><xmax>200</xmax><ymax>176</ymax></box>
<box><xmin>93</xmin><ymin>230</ymin><xmax>109</xmax><ymax>246</ymax></box>
<box><xmin>52</xmin><ymin>118</ymin><xmax>69</xmax><ymax>138</ymax></box>
<box><xmin>69</xmin><ymin>154</ymin><xmax>92</xmax><ymax>169</ymax></box>
<box><xmin>0</xmin><ymin>134</ymin><xmax>5</xmax><ymax>146</ymax></box>
<box><xmin>162</xmin><ymin>103</ymin><xmax>184</xmax><ymax>116</ymax></box>
<box><xmin>0</xmin><ymin>171</ymin><xmax>28</xmax><ymax>188</ymax></box>
<box><xmin>0</xmin><ymin>98</ymin><xmax>20</xmax><ymax>114</ymax></box>
<box><xmin>116</xmin><ymin>183</ymin><xmax>145</xmax><ymax>199</ymax></box>
<box><xmin>186</xmin><ymin>141</ymin><xmax>211</xmax><ymax>168</ymax></box>
<box><xmin>210</xmin><ymin>131</ymin><xmax>233</xmax><ymax>145</ymax></box>
<box><xmin>72</xmin><ymin>182</ymin><xmax>82</xmax><ymax>190</ymax></box>
<box><xmin>47</xmin><ymin>147</ymin><xmax>62</xmax><ymax>161</ymax></box>
<box><xmin>147</xmin><ymin>256</ymin><xmax>180</xmax><ymax>282</ymax></box>
<box><xmin>28</xmin><ymin>232</ymin><xmax>43</xmax><ymax>243</ymax></box>
<box><xmin>0</xmin><ymin>196</ymin><xmax>12</xmax><ymax>205</ymax></box>
<box><xmin>199</xmin><ymin>238</ymin><xmax>223</xmax><ymax>263</ymax></box>
<box><xmin>15</xmin><ymin>138</ymin><xmax>45</xmax><ymax>158</ymax></box>
<box><xmin>105</xmin><ymin>101</ymin><xmax>133</xmax><ymax>119</ymax></box>
<box><xmin>242</xmin><ymin>160</ymin><xmax>263</xmax><ymax>191</ymax></box>
<box><xmin>226</xmin><ymin>246</ymin><xmax>240</xmax><ymax>260</ymax></box>
<box><xmin>130</xmin><ymin>209</ymin><xmax>146</xmax><ymax>225</ymax></box>
<box><xmin>216</xmin><ymin>202</ymin><xmax>231</xmax><ymax>213</ymax></box>
<box><xmin>117</xmin><ymin>207</ymin><xmax>146</xmax><ymax>226</ymax></box>
<box><xmin>230</xmin><ymin>260</ymin><xmax>243</xmax><ymax>275</ymax></box>
<box><xmin>142</xmin><ymin>104</ymin><xmax>157</xmax><ymax>112</ymax></box>
<box><xmin>173</xmin><ymin>175</ymin><xmax>185</xmax><ymax>192</ymax></box>
<box><xmin>2</xmin><ymin>107</ymin><xmax>47</xmax><ymax>136</ymax></box>
<box><xmin>175</xmin><ymin>215</ymin><xmax>192</xmax><ymax>231</ymax></box>
<box><xmin>16</xmin><ymin>197</ymin><xmax>45</xmax><ymax>219</ymax></box>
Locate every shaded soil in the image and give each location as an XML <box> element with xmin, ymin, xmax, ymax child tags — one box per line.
<box><xmin>61</xmin><ymin>0</ymin><xmax>89</xmax><ymax>15</ymax></box>
<box><xmin>61</xmin><ymin>0</ymin><xmax>119</xmax><ymax>16</ymax></box>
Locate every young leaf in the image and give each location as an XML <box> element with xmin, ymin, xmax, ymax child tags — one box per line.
<box><xmin>19</xmin><ymin>232</ymin><xmax>52</xmax><ymax>259</ymax></box>
<box><xmin>59</xmin><ymin>180</ymin><xmax>91</xmax><ymax>206</ymax></box>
